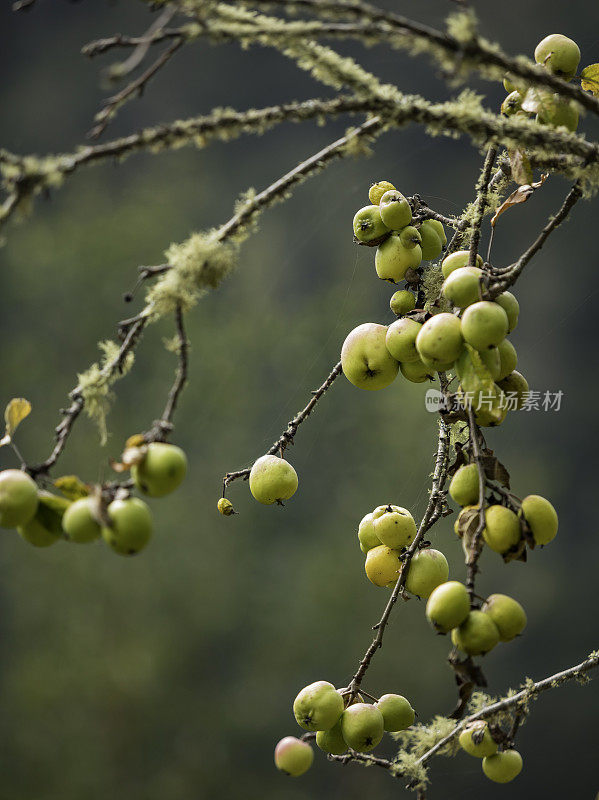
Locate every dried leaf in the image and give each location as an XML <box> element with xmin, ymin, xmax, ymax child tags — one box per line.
<box><xmin>491</xmin><ymin>174</ymin><xmax>548</xmax><ymax>227</ymax></box>
<box><xmin>54</xmin><ymin>475</ymin><xmax>91</xmax><ymax>500</ymax></box>
<box><xmin>110</xmin><ymin>444</ymin><xmax>147</xmax><ymax>473</ymax></box>
<box><xmin>580</xmin><ymin>64</ymin><xmax>599</xmax><ymax>97</ymax></box>
<box><xmin>0</xmin><ymin>397</ymin><xmax>32</xmax><ymax>446</ymax></box>
<box><xmin>480</xmin><ymin>454</ymin><xmax>511</xmax><ymax>489</ymax></box>
<box><xmin>508</xmin><ymin>148</ymin><xmax>533</xmax><ymax>186</ymax></box>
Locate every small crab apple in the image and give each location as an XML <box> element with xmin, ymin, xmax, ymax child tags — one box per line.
<box><xmin>341</xmin><ymin>323</ymin><xmax>399</xmax><ymax>391</ymax></box>
<box><xmin>441</xmin><ymin>250</ymin><xmax>483</xmax><ymax>279</ymax></box>
<box><xmin>496</xmin><ymin>339</ymin><xmax>518</xmax><ymax>382</ymax></box>
<box><xmin>416</xmin><ymin>313</ymin><xmax>464</xmax><ymax>369</ymax></box>
<box><xmin>217</xmin><ymin>497</ymin><xmax>235</xmax><ymax>516</ymax></box>
<box><xmin>483</xmin><ymin>504</ymin><xmax>521</xmax><ymax>554</ymax></box>
<box><xmin>102</xmin><ymin>497</ymin><xmax>153</xmax><ymax>556</ymax></box>
<box><xmin>459</xmin><ymin>721</ymin><xmax>498</xmax><ymax>758</ymax></box>
<box><xmin>386</xmin><ymin>318</ymin><xmax>422</xmax><ymax>363</ymax></box>
<box><xmin>316</xmin><ymin>720</ymin><xmax>347</xmax><ymax>755</ymax></box>
<box><xmin>442</xmin><ymin>267</ymin><xmax>483</xmax><ymax>308</ymax></box>
<box><xmin>536</xmin><ymin>94</ymin><xmax>579</xmax><ymax>132</ymax></box>
<box><xmin>497</xmin><ymin>370</ymin><xmax>529</xmax><ymax>409</ymax></box>
<box><xmin>353</xmin><ymin>205</ymin><xmax>390</xmax><ymax>243</ymax></box>
<box><xmin>400</xmin><ymin>359</ymin><xmax>434</xmax><ymax>383</ymax></box>
<box><xmin>534</xmin><ymin>34</ymin><xmax>580</xmax><ymax>80</ymax></box>
<box><xmin>375</xmin><ymin>234</ymin><xmax>422</xmax><ymax>282</ymax></box>
<box><xmin>62</xmin><ymin>497</ymin><xmax>101</xmax><ymax>543</ymax></box>
<box><xmin>427</xmin><ymin>219</ymin><xmax>447</xmax><ymax>246</ymax></box>
<box><xmin>131</xmin><ymin>442</ymin><xmax>187</xmax><ymax>498</ymax></box>
<box><xmin>461</xmin><ymin>301</ymin><xmax>509</xmax><ymax>351</ymax></box>
<box><xmin>389</xmin><ymin>290</ymin><xmax>415</xmax><ymax>316</ymax></box>
<box><xmin>399</xmin><ymin>225</ymin><xmax>422</xmax><ymax>250</ymax></box>
<box><xmin>482</xmin><ymin>594</ymin><xmax>527</xmax><ymax>641</ymax></box>
<box><xmin>340</xmin><ymin>703</ymin><xmax>385</xmax><ymax>752</ymax></box>
<box><xmin>451</xmin><ymin>610</ymin><xmax>500</xmax><ymax>656</ymax></box>
<box><xmin>519</xmin><ymin>494</ymin><xmax>558</xmax><ymax>545</ymax></box>
<box><xmin>449</xmin><ymin>463</ymin><xmax>480</xmax><ymax>507</ymax></box>
<box><xmin>358</xmin><ymin>512</ymin><xmax>381</xmax><ymax>553</ymax></box>
<box><xmin>375</xmin><ymin>694</ymin><xmax>415</xmax><ymax>731</ymax></box>
<box><xmin>274</xmin><ymin>736</ymin><xmax>314</xmax><ymax>777</ymax></box>
<box><xmin>373</xmin><ymin>505</ymin><xmax>416</xmax><ymax>549</ymax></box>
<box><xmin>293</xmin><ymin>681</ymin><xmax>344</xmax><ymax>732</ymax></box>
<box><xmin>418</xmin><ymin>220</ymin><xmax>444</xmax><ymax>261</ymax></box>
<box><xmin>0</xmin><ymin>469</ymin><xmax>38</xmax><ymax>529</ymax></box>
<box><xmin>249</xmin><ymin>454</ymin><xmax>298</xmax><ymax>505</ymax></box>
<box><xmin>18</xmin><ymin>492</ymin><xmax>67</xmax><ymax>548</ymax></box>
<box><xmin>482</xmin><ymin>749</ymin><xmax>523</xmax><ymax>783</ymax></box>
<box><xmin>405</xmin><ymin>548</ymin><xmax>449</xmax><ymax>598</ymax></box>
<box><xmin>379</xmin><ymin>190</ymin><xmax>412</xmax><ymax>230</ymax></box>
<box><xmin>426</xmin><ymin>580</ymin><xmax>470</xmax><ymax>633</ymax></box>
<box><xmin>473</xmin><ymin>386</ymin><xmax>508</xmax><ymax>428</ymax></box>
<box><xmin>501</xmin><ymin>90</ymin><xmax>523</xmax><ymax>116</ymax></box>
<box><xmin>365</xmin><ymin>544</ymin><xmax>402</xmax><ymax>587</ymax></box>
<box><xmin>419</xmin><ymin>353</ymin><xmax>455</xmax><ymax>373</ymax></box>
<box><xmin>369</xmin><ymin>180</ymin><xmax>396</xmax><ymax>205</ymax></box>
<box><xmin>495</xmin><ymin>291</ymin><xmax>519</xmax><ymax>332</ymax></box>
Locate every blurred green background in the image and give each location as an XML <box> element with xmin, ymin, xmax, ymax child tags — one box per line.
<box><xmin>0</xmin><ymin>2</ymin><xmax>598</xmax><ymax>798</ymax></box>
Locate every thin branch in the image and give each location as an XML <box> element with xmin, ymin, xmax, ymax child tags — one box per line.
<box><xmin>97</xmin><ymin>7</ymin><xmax>177</xmax><ymax>80</ymax></box>
<box><xmin>468</xmin><ymin>145</ymin><xmax>497</xmax><ymax>266</ymax></box>
<box><xmin>150</xmin><ymin>303</ymin><xmax>189</xmax><ymax>440</ymax></box>
<box><xmin>465</xmin><ymin>406</ymin><xmax>486</xmax><ymax>599</ymax></box>
<box><xmin>82</xmin><ymin>29</ymin><xmax>184</xmax><ymax>58</ymax></box>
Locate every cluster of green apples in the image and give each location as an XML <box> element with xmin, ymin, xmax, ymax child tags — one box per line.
<box><xmin>352</xmin><ymin>180</ymin><xmax>446</xmax><ymax>283</ymax></box>
<box><xmin>458</xmin><ymin>720</ymin><xmax>523</xmax><ymax>784</ymax></box>
<box><xmin>358</xmin><ymin>505</ymin><xmax>449</xmax><ymax>596</ymax></box>
<box><xmin>0</xmin><ymin>441</ymin><xmax>187</xmax><ymax>555</ymax></box>
<box><xmin>274</xmin><ymin>680</ymin><xmax>415</xmax><ymax>776</ymax></box>
<box><xmin>450</xmin><ymin>462</ymin><xmax>559</xmax><ymax>557</ymax></box>
<box><xmin>501</xmin><ymin>34</ymin><xmax>581</xmax><ymax>133</ymax></box>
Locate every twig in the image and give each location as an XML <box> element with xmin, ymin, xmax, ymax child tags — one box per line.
<box><xmin>468</xmin><ymin>145</ymin><xmax>497</xmax><ymax>266</ymax></box>
<box><xmin>82</xmin><ymin>30</ymin><xmax>184</xmax><ymax>58</ymax></box>
<box><xmin>465</xmin><ymin>406</ymin><xmax>486</xmax><ymax>599</ymax></box>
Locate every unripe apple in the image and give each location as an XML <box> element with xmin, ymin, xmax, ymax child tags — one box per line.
<box><xmin>483</xmin><ymin>504</ymin><xmax>521</xmax><ymax>553</ymax></box>
<box><xmin>386</xmin><ymin>318</ymin><xmax>422</xmax><ymax>363</ymax></box>
<box><xmin>536</xmin><ymin>94</ymin><xmax>579</xmax><ymax>132</ymax></box>
<box><xmin>495</xmin><ymin>291</ymin><xmax>519</xmax><ymax>332</ymax></box>
<box><xmin>451</xmin><ymin>610</ymin><xmax>500</xmax><ymax>655</ymax></box>
<box><xmin>427</xmin><ymin>219</ymin><xmax>447</xmax><ymax>246</ymax></box>
<box><xmin>459</xmin><ymin>721</ymin><xmax>498</xmax><ymax>757</ymax></box>
<box><xmin>369</xmin><ymin>180</ymin><xmax>396</xmax><ymax>205</ymax></box>
<box><xmin>274</xmin><ymin>736</ymin><xmax>314</xmax><ymax>776</ymax></box>
<box><xmin>501</xmin><ymin>91</ymin><xmax>523</xmax><ymax>116</ymax></box>
<box><xmin>519</xmin><ymin>494</ymin><xmax>558</xmax><ymax>545</ymax></box>
<box><xmin>102</xmin><ymin>497</ymin><xmax>153</xmax><ymax>556</ymax></box>
<box><xmin>373</xmin><ymin>505</ymin><xmax>416</xmax><ymax>549</ymax></box>
<box><xmin>375</xmin><ymin>694</ymin><xmax>415</xmax><ymax>731</ymax></box>
<box><xmin>340</xmin><ymin>703</ymin><xmax>385</xmax><ymax>752</ymax></box>
<box><xmin>316</xmin><ymin>720</ymin><xmax>347</xmax><ymax>754</ymax></box>
<box><xmin>405</xmin><ymin>548</ymin><xmax>449</xmax><ymax>598</ymax></box>
<box><xmin>131</xmin><ymin>442</ymin><xmax>187</xmax><ymax>497</ymax></box>
<box><xmin>341</xmin><ymin>323</ymin><xmax>399</xmax><ymax>390</ymax></box>
<box><xmin>416</xmin><ymin>313</ymin><xmax>464</xmax><ymax>368</ymax></box>
<box><xmin>390</xmin><ymin>290</ymin><xmax>416</xmax><ymax>316</ymax></box>
<box><xmin>217</xmin><ymin>497</ymin><xmax>235</xmax><ymax>516</ymax></box>
<box><xmin>400</xmin><ymin>359</ymin><xmax>434</xmax><ymax>383</ymax></box>
<box><xmin>358</xmin><ymin>512</ymin><xmax>381</xmax><ymax>553</ymax></box>
<box><xmin>497</xmin><ymin>370</ymin><xmax>529</xmax><ymax>409</ymax></box>
<box><xmin>0</xmin><ymin>469</ymin><xmax>38</xmax><ymax>528</ymax></box>
<box><xmin>375</xmin><ymin>234</ymin><xmax>422</xmax><ymax>282</ymax></box>
<box><xmin>418</xmin><ymin>220</ymin><xmax>443</xmax><ymax>261</ymax></box>
<box><xmin>482</xmin><ymin>594</ymin><xmax>527</xmax><ymax>641</ymax></box>
<box><xmin>293</xmin><ymin>681</ymin><xmax>344</xmax><ymax>731</ymax></box>
<box><xmin>249</xmin><ymin>454</ymin><xmax>298</xmax><ymax>504</ymax></box>
<box><xmin>17</xmin><ymin>491</ymin><xmax>67</xmax><ymax>547</ymax></box>
<box><xmin>426</xmin><ymin>580</ymin><xmax>470</xmax><ymax>633</ymax></box>
<box><xmin>442</xmin><ymin>267</ymin><xmax>483</xmax><ymax>308</ymax></box>
<box><xmin>365</xmin><ymin>544</ymin><xmax>402</xmax><ymax>587</ymax></box>
<box><xmin>441</xmin><ymin>250</ymin><xmax>483</xmax><ymax>278</ymax></box>
<box><xmin>497</xmin><ymin>339</ymin><xmax>517</xmax><ymax>382</ymax></box>
<box><xmin>482</xmin><ymin>749</ymin><xmax>523</xmax><ymax>783</ymax></box>
<box><xmin>503</xmin><ymin>75</ymin><xmax>517</xmax><ymax>93</ymax></box>
<box><xmin>62</xmin><ymin>497</ymin><xmax>101</xmax><ymax>543</ymax></box>
<box><xmin>353</xmin><ymin>205</ymin><xmax>390</xmax><ymax>243</ymax></box>
<box><xmin>473</xmin><ymin>386</ymin><xmax>508</xmax><ymax>428</ymax></box>
<box><xmin>534</xmin><ymin>34</ymin><xmax>580</xmax><ymax>80</ymax></box>
<box><xmin>379</xmin><ymin>190</ymin><xmax>412</xmax><ymax>230</ymax></box>
<box><xmin>461</xmin><ymin>301</ymin><xmax>509</xmax><ymax>350</ymax></box>
<box><xmin>419</xmin><ymin>353</ymin><xmax>455</xmax><ymax>373</ymax></box>
<box><xmin>449</xmin><ymin>463</ymin><xmax>480</xmax><ymax>506</ymax></box>
<box><xmin>399</xmin><ymin>225</ymin><xmax>422</xmax><ymax>250</ymax></box>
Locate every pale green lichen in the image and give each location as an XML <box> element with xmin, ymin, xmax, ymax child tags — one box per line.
<box><xmin>446</xmin><ymin>10</ymin><xmax>478</xmax><ymax>45</ymax></box>
<box><xmin>421</xmin><ymin>265</ymin><xmax>449</xmax><ymax>313</ymax></box>
<box><xmin>393</xmin><ymin>751</ymin><xmax>428</xmax><ymax>788</ymax></box>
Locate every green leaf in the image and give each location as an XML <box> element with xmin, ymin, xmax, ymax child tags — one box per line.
<box><xmin>0</xmin><ymin>397</ymin><xmax>32</xmax><ymax>446</ymax></box>
<box><xmin>54</xmin><ymin>475</ymin><xmax>90</xmax><ymax>501</ymax></box>
<box><xmin>580</xmin><ymin>64</ymin><xmax>599</xmax><ymax>97</ymax></box>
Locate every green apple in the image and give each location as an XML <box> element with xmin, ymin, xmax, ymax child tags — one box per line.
<box><xmin>461</xmin><ymin>301</ymin><xmax>509</xmax><ymax>350</ymax></box>
<box><xmin>404</xmin><ymin>548</ymin><xmax>449</xmax><ymax>598</ymax></box>
<box><xmin>459</xmin><ymin>721</ymin><xmax>498</xmax><ymax>757</ymax></box>
<box><xmin>399</xmin><ymin>225</ymin><xmax>422</xmax><ymax>250</ymax></box>
<box><xmin>379</xmin><ymin>190</ymin><xmax>412</xmax><ymax>230</ymax></box>
<box><xmin>386</xmin><ymin>318</ymin><xmax>422</xmax><ymax>363</ymax></box>
<box><xmin>427</xmin><ymin>219</ymin><xmax>447</xmax><ymax>246</ymax></box>
<box><xmin>389</xmin><ymin>290</ymin><xmax>416</xmax><ymax>316</ymax></box>
<box><xmin>473</xmin><ymin>386</ymin><xmax>508</xmax><ymax>428</ymax></box>
<box><xmin>102</xmin><ymin>497</ymin><xmax>153</xmax><ymax>556</ymax></box>
<box><xmin>293</xmin><ymin>681</ymin><xmax>344</xmax><ymax>731</ymax></box>
<box><xmin>451</xmin><ymin>610</ymin><xmax>500</xmax><ymax>655</ymax></box>
<box><xmin>62</xmin><ymin>497</ymin><xmax>101</xmax><ymax>543</ymax></box>
<box><xmin>340</xmin><ymin>703</ymin><xmax>385</xmax><ymax>752</ymax></box>
<box><xmin>442</xmin><ymin>267</ymin><xmax>483</xmax><ymax>308</ymax></box>
<box><xmin>503</xmin><ymin>75</ymin><xmax>517</xmax><ymax>93</ymax></box>
<box><xmin>0</xmin><ymin>469</ymin><xmax>38</xmax><ymax>528</ymax></box>
<box><xmin>365</xmin><ymin>544</ymin><xmax>402</xmax><ymax>587</ymax></box>
<box><xmin>341</xmin><ymin>323</ymin><xmax>399</xmax><ymax>390</ymax></box>
<box><xmin>454</xmin><ymin>504</ymin><xmax>479</xmax><ymax>537</ymax></box>
<box><xmin>274</xmin><ymin>736</ymin><xmax>314</xmax><ymax>776</ymax></box>
<box><xmin>497</xmin><ymin>339</ymin><xmax>517</xmax><ymax>381</ymax></box>
<box><xmin>497</xmin><ymin>370</ymin><xmax>529</xmax><ymax>409</ymax></box>
<box><xmin>400</xmin><ymin>359</ymin><xmax>434</xmax><ymax>383</ymax></box>
<box><xmin>375</xmin><ymin>234</ymin><xmax>422</xmax><ymax>282</ymax></box>
<box><xmin>441</xmin><ymin>250</ymin><xmax>483</xmax><ymax>279</ymax></box>
<box><xmin>534</xmin><ymin>34</ymin><xmax>580</xmax><ymax>80</ymax></box>
<box><xmin>482</xmin><ymin>749</ymin><xmax>523</xmax><ymax>783</ymax></box>
<box><xmin>316</xmin><ymin>720</ymin><xmax>347</xmax><ymax>755</ymax></box>
<box><xmin>501</xmin><ymin>91</ymin><xmax>523</xmax><ymax>116</ymax></box>
<box><xmin>358</xmin><ymin>512</ymin><xmax>381</xmax><ymax>553</ymax></box>
<box><xmin>449</xmin><ymin>464</ymin><xmax>480</xmax><ymax>507</ymax></box>
<box><xmin>369</xmin><ymin>180</ymin><xmax>396</xmax><ymax>205</ymax></box>
<box><xmin>482</xmin><ymin>594</ymin><xmax>527</xmax><ymax>641</ymax></box>
<box><xmin>375</xmin><ymin>694</ymin><xmax>415</xmax><ymax>731</ymax></box>
<box><xmin>17</xmin><ymin>491</ymin><xmax>67</xmax><ymax>548</ymax></box>
<box><xmin>131</xmin><ymin>442</ymin><xmax>187</xmax><ymax>497</ymax></box>
<box><xmin>353</xmin><ymin>205</ymin><xmax>390</xmax><ymax>243</ymax></box>
<box><xmin>495</xmin><ymin>291</ymin><xmax>519</xmax><ymax>332</ymax></box>
<box><xmin>249</xmin><ymin>455</ymin><xmax>298</xmax><ymax>504</ymax></box>
<box><xmin>373</xmin><ymin>505</ymin><xmax>416</xmax><ymax>549</ymax></box>
<box><xmin>418</xmin><ymin>220</ymin><xmax>443</xmax><ymax>261</ymax></box>
<box><xmin>536</xmin><ymin>94</ymin><xmax>579</xmax><ymax>132</ymax></box>
<box><xmin>419</xmin><ymin>353</ymin><xmax>455</xmax><ymax>373</ymax></box>
<box><xmin>483</xmin><ymin>505</ymin><xmax>521</xmax><ymax>554</ymax></box>
<box><xmin>416</xmin><ymin>313</ymin><xmax>464</xmax><ymax>368</ymax></box>
<box><xmin>519</xmin><ymin>494</ymin><xmax>558</xmax><ymax>545</ymax></box>
<box><xmin>426</xmin><ymin>580</ymin><xmax>470</xmax><ymax>633</ymax></box>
